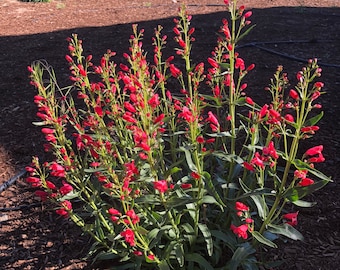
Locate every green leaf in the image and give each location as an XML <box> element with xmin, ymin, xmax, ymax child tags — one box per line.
<box><xmin>185</xmin><ymin>253</ymin><xmax>214</xmax><ymax>270</ymax></box>
<box><xmin>284</xmin><ymin>179</ymin><xmax>330</xmax><ymax>202</ymax></box>
<box><xmin>292</xmin><ymin>199</ymin><xmax>317</xmax><ymax>207</ymax></box>
<box><xmin>59</xmin><ymin>190</ymin><xmax>81</xmax><ymax>201</ymax></box>
<box><xmin>212</xmin><ymin>151</ymin><xmax>244</xmax><ymax>164</ymax></box>
<box><xmin>198</xmin><ymin>223</ymin><xmax>213</xmax><ymax>256</ymax></box>
<box><xmin>179</xmin><ymin>146</ymin><xmax>198</xmax><ymax>172</ymax></box>
<box><xmin>32</xmin><ymin>121</ymin><xmax>48</xmax><ymax>126</ymax></box>
<box><xmin>202</xmin><ymin>171</ymin><xmax>226</xmax><ymax>207</ymax></box>
<box><xmin>135</xmin><ymin>195</ymin><xmax>161</xmax><ymax>205</ymax></box>
<box><xmin>236</xmin><ymin>24</ymin><xmax>256</xmax><ymax>42</ymax></box>
<box><xmin>180</xmin><ymin>223</ymin><xmax>196</xmax><ymax>245</ymax></box>
<box><xmin>206</xmin><ymin>131</ymin><xmax>233</xmax><ymax>138</ymax></box>
<box><xmin>164</xmin><ymin>166</ymin><xmax>182</xmax><ymax>179</ymax></box>
<box><xmin>268</xmin><ymin>223</ymin><xmax>304</xmax><ymax>240</ymax></box>
<box><xmin>175</xmin><ymin>243</ymin><xmax>185</xmax><ymax>267</ymax></box>
<box><xmin>158</xmin><ymin>260</ymin><xmax>171</xmax><ymax>270</ymax></box>
<box><xmin>239</xmin><ymin>179</ymin><xmax>268</xmax><ymax>218</ymax></box>
<box><xmin>252</xmin><ymin>231</ymin><xmax>277</xmax><ymax>248</ymax></box>
<box><xmin>210</xmin><ymin>230</ymin><xmax>237</xmax><ymax>251</ymax></box>
<box><xmin>166</xmin><ymin>196</ymin><xmax>196</xmax><ymax>208</ymax></box>
<box><xmin>229</xmin><ymin>243</ymin><xmax>256</xmax><ymax>270</ymax></box>
<box><xmin>304</xmin><ymin>111</ymin><xmax>324</xmax><ymax>127</ymax></box>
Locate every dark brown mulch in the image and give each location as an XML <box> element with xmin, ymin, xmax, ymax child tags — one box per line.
<box><xmin>0</xmin><ymin>0</ymin><xmax>340</xmax><ymax>269</ymax></box>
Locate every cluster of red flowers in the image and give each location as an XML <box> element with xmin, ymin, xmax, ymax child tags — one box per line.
<box><xmin>230</xmin><ymin>202</ymin><xmax>254</xmax><ymax>239</ymax></box>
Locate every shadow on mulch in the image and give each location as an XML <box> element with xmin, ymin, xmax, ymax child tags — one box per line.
<box><xmin>0</xmin><ymin>6</ymin><xmax>340</xmax><ymax>269</ymax></box>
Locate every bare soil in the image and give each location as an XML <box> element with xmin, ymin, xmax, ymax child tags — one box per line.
<box><xmin>0</xmin><ymin>0</ymin><xmax>340</xmax><ymax>269</ymax></box>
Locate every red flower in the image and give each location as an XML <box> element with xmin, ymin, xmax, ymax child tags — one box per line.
<box><xmin>27</xmin><ymin>176</ymin><xmax>41</xmax><ymax>186</ymax></box>
<box><xmin>235</xmin><ymin>58</ymin><xmax>245</xmax><ymax>71</ymax></box>
<box><xmin>178</xmin><ymin>106</ymin><xmax>195</xmax><ymax>123</ymax></box>
<box><xmin>235</xmin><ymin>201</ymin><xmax>249</xmax><ymax>212</ymax></box>
<box><xmin>289</xmin><ymin>89</ymin><xmax>299</xmax><ymax>100</ymax></box>
<box><xmin>207</xmin><ymin>111</ymin><xmax>219</xmax><ymax>126</ymax></box>
<box><xmin>46</xmin><ymin>180</ymin><xmax>56</xmax><ymax>190</ymax></box>
<box><xmin>230</xmin><ymin>224</ymin><xmax>248</xmax><ymax>239</ymax></box>
<box><xmin>207</xmin><ymin>57</ymin><xmax>219</xmax><ymax>69</ymax></box>
<box><xmin>283</xmin><ymin>212</ymin><xmax>298</xmax><ymax>226</ymax></box>
<box><xmin>153</xmin><ymin>180</ymin><xmax>168</xmax><ymax>193</ymax></box>
<box><xmin>191</xmin><ymin>171</ymin><xmax>201</xmax><ymax>180</ymax></box>
<box><xmin>49</xmin><ymin>162</ymin><xmax>66</xmax><ymax>178</ymax></box>
<box><xmin>243</xmin><ymin>161</ymin><xmax>255</xmax><ymax>172</ymax></box>
<box><xmin>126</xmin><ymin>209</ymin><xmax>140</xmax><ymax>224</ymax></box>
<box><xmin>245</xmin><ymin>97</ymin><xmax>254</xmax><ymax>105</ymax></box>
<box><xmin>108</xmin><ymin>208</ymin><xmax>121</xmax><ymax>216</ymax></box>
<box><xmin>305</xmin><ymin>145</ymin><xmax>323</xmax><ymax>156</ymax></box>
<box><xmin>124</xmin><ymin>102</ymin><xmax>137</xmax><ymax>113</ymax></box>
<box><xmin>181</xmin><ymin>183</ymin><xmax>192</xmax><ymax>189</ymax></box>
<box><xmin>298</xmin><ymin>177</ymin><xmax>314</xmax><ymax>187</ymax></box>
<box><xmin>263</xmin><ymin>141</ymin><xmax>279</xmax><ymax>159</ymax></box>
<box><xmin>147</xmin><ymin>253</ymin><xmax>155</xmax><ymax>261</ymax></box>
<box><xmin>124</xmin><ymin>160</ymin><xmax>139</xmax><ymax>177</ymax></box>
<box><xmin>284</xmin><ymin>114</ymin><xmax>295</xmax><ymax>123</ymax></box>
<box><xmin>121</xmin><ymin>229</ymin><xmax>136</xmax><ymax>246</ymax></box>
<box><xmin>60</xmin><ymin>181</ymin><xmax>73</xmax><ymax>195</ymax></box>
<box><xmin>169</xmin><ymin>64</ymin><xmax>182</xmax><ymax>78</ymax></box>
<box><xmin>148</xmin><ymin>94</ymin><xmax>160</xmax><ymax>108</ymax></box>
<box><xmin>56</xmin><ymin>200</ymin><xmax>72</xmax><ymax>217</ymax></box>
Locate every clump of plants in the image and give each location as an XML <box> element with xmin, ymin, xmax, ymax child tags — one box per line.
<box><xmin>26</xmin><ymin>0</ymin><xmax>331</xmax><ymax>269</ymax></box>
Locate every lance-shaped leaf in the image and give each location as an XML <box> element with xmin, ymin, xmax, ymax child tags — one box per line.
<box><xmin>198</xmin><ymin>223</ymin><xmax>213</xmax><ymax>256</ymax></box>
<box><xmin>268</xmin><ymin>223</ymin><xmax>303</xmax><ymax>241</ymax></box>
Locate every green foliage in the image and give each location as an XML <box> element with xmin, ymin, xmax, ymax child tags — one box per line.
<box><xmin>26</xmin><ymin>0</ymin><xmax>331</xmax><ymax>269</ymax></box>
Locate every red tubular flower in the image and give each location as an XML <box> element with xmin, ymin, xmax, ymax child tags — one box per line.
<box><xmin>27</xmin><ymin>176</ymin><xmax>41</xmax><ymax>187</ymax></box>
<box><xmin>46</xmin><ymin>180</ymin><xmax>56</xmax><ymax>190</ymax></box>
<box><xmin>207</xmin><ymin>111</ymin><xmax>219</xmax><ymax>126</ymax></box>
<box><xmin>56</xmin><ymin>200</ymin><xmax>72</xmax><ymax>218</ymax></box>
<box><xmin>178</xmin><ymin>106</ymin><xmax>195</xmax><ymax>123</ymax></box>
<box><xmin>289</xmin><ymin>89</ymin><xmax>299</xmax><ymax>100</ymax></box>
<box><xmin>235</xmin><ymin>201</ymin><xmax>249</xmax><ymax>212</ymax></box>
<box><xmin>49</xmin><ymin>162</ymin><xmax>66</xmax><ymax>178</ymax></box>
<box><xmin>263</xmin><ymin>141</ymin><xmax>279</xmax><ymax>159</ymax></box>
<box><xmin>124</xmin><ymin>101</ymin><xmax>137</xmax><ymax>113</ymax></box>
<box><xmin>181</xmin><ymin>183</ymin><xmax>192</xmax><ymax>189</ymax></box>
<box><xmin>308</xmin><ymin>154</ymin><xmax>325</xmax><ymax>163</ymax></box>
<box><xmin>124</xmin><ymin>160</ymin><xmax>139</xmax><ymax>177</ymax></box>
<box><xmin>41</xmin><ymin>128</ymin><xmax>55</xmax><ymax>134</ymax></box>
<box><xmin>298</xmin><ymin>177</ymin><xmax>314</xmax><ymax>187</ymax></box>
<box><xmin>207</xmin><ymin>57</ymin><xmax>219</xmax><ymax>69</ymax></box>
<box><xmin>121</xmin><ymin>229</ymin><xmax>136</xmax><ymax>246</ymax></box>
<box><xmin>244</xmin><ymin>11</ymin><xmax>252</xmax><ymax>19</ymax></box>
<box><xmin>305</xmin><ymin>145</ymin><xmax>323</xmax><ymax>156</ymax></box>
<box><xmin>108</xmin><ymin>208</ymin><xmax>121</xmax><ymax>216</ymax></box>
<box><xmin>153</xmin><ymin>180</ymin><xmax>168</xmax><ymax>193</ymax></box>
<box><xmin>60</xmin><ymin>181</ymin><xmax>73</xmax><ymax>195</ymax></box>
<box><xmin>243</xmin><ymin>161</ymin><xmax>255</xmax><ymax>172</ymax></box>
<box><xmin>235</xmin><ymin>58</ymin><xmax>245</xmax><ymax>71</ymax></box>
<box><xmin>245</xmin><ymin>97</ymin><xmax>254</xmax><ymax>105</ymax></box>
<box><xmin>230</xmin><ymin>224</ymin><xmax>248</xmax><ymax>239</ymax></box>
<box><xmin>191</xmin><ymin>171</ymin><xmax>201</xmax><ymax>180</ymax></box>
<box><xmin>169</xmin><ymin>64</ymin><xmax>182</xmax><ymax>77</ymax></box>
<box><xmin>148</xmin><ymin>94</ymin><xmax>160</xmax><ymax>108</ymax></box>
<box><xmin>284</xmin><ymin>114</ymin><xmax>295</xmax><ymax>123</ymax></box>
<box><xmin>283</xmin><ymin>212</ymin><xmax>298</xmax><ymax>226</ymax></box>
<box><xmin>123</xmin><ymin>112</ymin><xmax>137</xmax><ymax>124</ymax></box>
<box><xmin>126</xmin><ymin>209</ymin><xmax>140</xmax><ymax>224</ymax></box>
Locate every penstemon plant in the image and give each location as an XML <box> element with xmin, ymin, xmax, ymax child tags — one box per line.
<box><xmin>26</xmin><ymin>0</ymin><xmax>331</xmax><ymax>269</ymax></box>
